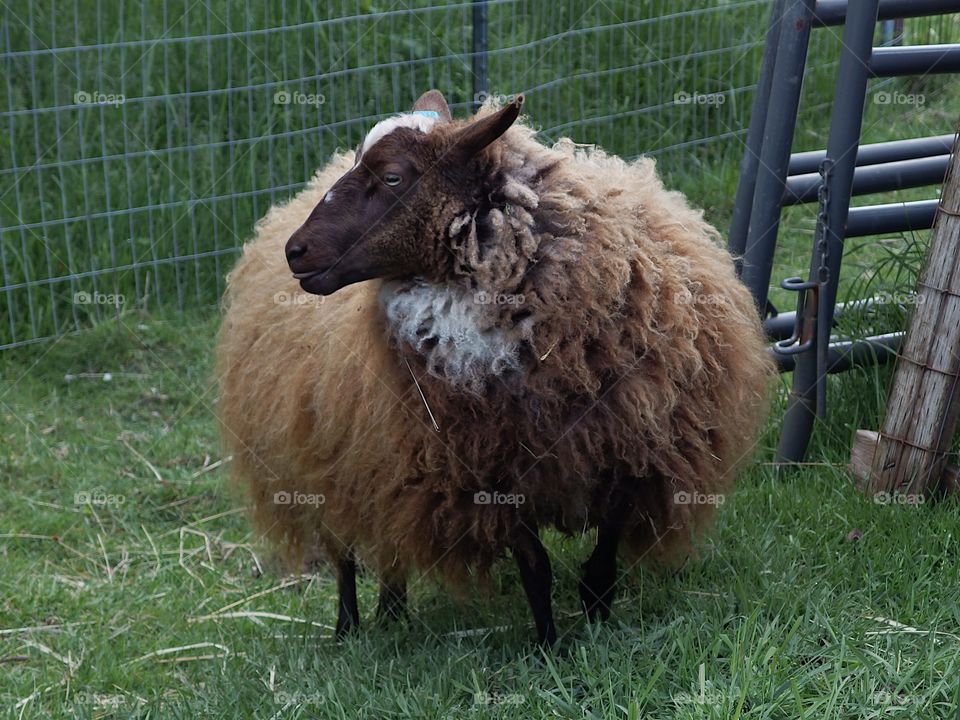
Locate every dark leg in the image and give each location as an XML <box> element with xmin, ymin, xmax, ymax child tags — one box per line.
<box><xmin>579</xmin><ymin>522</ymin><xmax>621</xmax><ymax>622</ymax></box>
<box><xmin>511</xmin><ymin>523</ymin><xmax>557</xmax><ymax>647</ymax></box>
<box><xmin>376</xmin><ymin>579</ymin><xmax>407</xmax><ymax>622</ymax></box>
<box><xmin>334</xmin><ymin>554</ymin><xmax>359</xmax><ymax>641</ymax></box>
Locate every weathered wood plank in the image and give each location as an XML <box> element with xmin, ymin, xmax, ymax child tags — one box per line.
<box><xmin>850</xmin><ymin>430</ymin><xmax>958</xmax><ymax>497</ymax></box>
<box><xmin>858</xmin><ymin>129</ymin><xmax>960</xmax><ymax>497</ymax></box>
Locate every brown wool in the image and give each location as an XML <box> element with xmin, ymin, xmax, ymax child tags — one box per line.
<box><xmin>215</xmin><ymin>106</ymin><xmax>774</xmax><ymax>591</ymax></box>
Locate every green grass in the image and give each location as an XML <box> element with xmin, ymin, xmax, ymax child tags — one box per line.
<box><xmin>2</xmin><ymin>0</ymin><xmax>778</xmax><ymax>345</ymax></box>
<box><xmin>2</xmin><ymin>311</ymin><xmax>959</xmax><ymax>718</ymax></box>
<box><xmin>3</xmin><ymin>1</ymin><xmax>956</xmax><ymax>345</ymax></box>
<box><xmin>2</xmin><ymin>3</ymin><xmax>960</xmax><ymax>717</ymax></box>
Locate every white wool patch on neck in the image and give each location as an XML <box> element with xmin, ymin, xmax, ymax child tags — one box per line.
<box><xmin>358</xmin><ymin>113</ymin><xmax>438</xmax><ymax>162</ymax></box>
<box><xmin>378</xmin><ymin>280</ymin><xmax>521</xmax><ymax>393</ymax></box>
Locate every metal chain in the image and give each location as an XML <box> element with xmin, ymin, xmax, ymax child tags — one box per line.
<box><xmin>813</xmin><ymin>157</ymin><xmax>834</xmax><ymax>417</ymax></box>
<box><xmin>816</xmin><ymin>158</ymin><xmax>834</xmax><ymax>286</ymax></box>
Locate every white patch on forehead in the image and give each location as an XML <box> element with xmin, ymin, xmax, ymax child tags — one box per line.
<box><xmin>323</xmin><ymin>189</ymin><xmax>335</xmax><ymax>203</ymax></box>
<box><xmin>359</xmin><ymin>113</ymin><xmax>438</xmax><ymax>162</ymax></box>
<box><xmin>379</xmin><ymin>280</ymin><xmax>521</xmax><ymax>393</ymax></box>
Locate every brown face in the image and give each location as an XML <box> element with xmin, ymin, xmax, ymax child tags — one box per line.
<box><xmin>285</xmin><ymin>128</ymin><xmax>432</xmax><ymax>295</ymax></box>
<box><xmin>284</xmin><ymin>90</ymin><xmax>523</xmax><ymax>296</ymax></box>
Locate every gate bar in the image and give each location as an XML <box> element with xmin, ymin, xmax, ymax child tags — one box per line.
<box><xmin>777</xmin><ymin>0</ymin><xmax>881</xmax><ymax>463</ymax></box>
<box><xmin>870</xmin><ymin>44</ymin><xmax>960</xmax><ymax>76</ymax></box>
<box><xmin>846</xmin><ymin>199</ymin><xmax>939</xmax><ymax>237</ymax></box>
<box><xmin>788</xmin><ymin>134</ymin><xmax>954</xmax><ymax>176</ymax></box>
<box><xmin>771</xmin><ymin>332</ymin><xmax>902</xmax><ymax>373</ymax></box>
<box><xmin>728</xmin><ymin>0</ymin><xmax>787</xmax><ymax>263</ymax></box>
<box><xmin>784</xmin><ymin>155</ymin><xmax>949</xmax><ymax>204</ymax></box>
<box><xmin>739</xmin><ymin>0</ymin><xmax>817</xmax><ymax>312</ymax></box>
<box><xmin>814</xmin><ymin>0</ymin><xmax>960</xmax><ymax>26</ymax></box>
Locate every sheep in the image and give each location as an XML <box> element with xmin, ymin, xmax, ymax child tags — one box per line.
<box><xmin>216</xmin><ymin>90</ymin><xmax>772</xmax><ymax>646</ymax></box>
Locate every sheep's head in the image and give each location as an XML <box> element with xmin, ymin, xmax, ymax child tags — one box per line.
<box><xmin>285</xmin><ymin>90</ymin><xmax>523</xmax><ymax>295</ymax></box>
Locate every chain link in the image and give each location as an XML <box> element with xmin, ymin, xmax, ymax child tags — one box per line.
<box><xmin>816</xmin><ymin>158</ymin><xmax>834</xmax><ymax>286</ymax></box>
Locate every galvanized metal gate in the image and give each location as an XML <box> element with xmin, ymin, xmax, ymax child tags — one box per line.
<box><xmin>729</xmin><ymin>0</ymin><xmax>960</xmax><ymax>462</ymax></box>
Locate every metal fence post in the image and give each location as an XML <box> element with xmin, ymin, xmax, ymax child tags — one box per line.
<box><xmin>472</xmin><ymin>0</ymin><xmax>488</xmax><ymax>110</ymax></box>
<box><xmin>738</xmin><ymin>0</ymin><xmax>816</xmax><ymax>315</ymax></box>
<box><xmin>777</xmin><ymin>0</ymin><xmax>882</xmax><ymax>464</ymax></box>
<box><xmin>728</xmin><ymin>0</ymin><xmax>785</xmax><ymax>269</ymax></box>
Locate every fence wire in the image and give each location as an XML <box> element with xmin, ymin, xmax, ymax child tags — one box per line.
<box><xmin>3</xmin><ymin>0</ymin><xmax>776</xmax><ymax>349</ymax></box>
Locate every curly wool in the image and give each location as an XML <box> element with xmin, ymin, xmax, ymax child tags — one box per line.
<box><xmin>216</xmin><ymin>110</ymin><xmax>773</xmax><ymax>587</ymax></box>
<box><xmin>378</xmin><ymin>280</ymin><xmax>525</xmax><ymax>394</ymax></box>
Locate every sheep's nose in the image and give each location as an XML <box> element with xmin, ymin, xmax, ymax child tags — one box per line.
<box><xmin>285</xmin><ymin>242</ymin><xmax>308</xmax><ymax>263</ymax></box>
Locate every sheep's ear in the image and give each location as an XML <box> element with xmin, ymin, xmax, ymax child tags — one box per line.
<box><xmin>452</xmin><ymin>94</ymin><xmax>524</xmax><ymax>158</ymax></box>
<box><xmin>412</xmin><ymin>89</ymin><xmax>452</xmax><ymax>123</ymax></box>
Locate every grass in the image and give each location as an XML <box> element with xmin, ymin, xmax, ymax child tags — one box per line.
<box><xmin>1</xmin><ymin>0</ymin><xmax>775</xmax><ymax>346</ymax></box>
<box><xmin>2</xmin><ymin>311</ymin><xmax>960</xmax><ymax>718</ymax></box>
<box><xmin>2</xmin><ymin>1</ymin><xmax>956</xmax><ymax>345</ymax></box>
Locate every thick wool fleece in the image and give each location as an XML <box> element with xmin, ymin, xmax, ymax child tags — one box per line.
<box><xmin>216</xmin><ymin>111</ymin><xmax>773</xmax><ymax>588</ymax></box>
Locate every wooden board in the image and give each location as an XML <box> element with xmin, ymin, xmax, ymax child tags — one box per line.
<box><xmin>856</xmin><ymin>130</ymin><xmax>960</xmax><ymax>497</ymax></box>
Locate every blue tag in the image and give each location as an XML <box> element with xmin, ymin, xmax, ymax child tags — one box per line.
<box><xmin>412</xmin><ymin>110</ymin><xmax>439</xmax><ymax>119</ymax></box>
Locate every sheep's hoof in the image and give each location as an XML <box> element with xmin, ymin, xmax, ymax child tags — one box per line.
<box><xmin>375</xmin><ymin>606</ymin><xmax>407</xmax><ymax>624</ymax></box>
<box><xmin>578</xmin><ymin>579</ymin><xmax>614</xmax><ymax>623</ymax></box>
<box><xmin>334</xmin><ymin>616</ymin><xmax>358</xmax><ymax>642</ymax></box>
<box><xmin>375</xmin><ymin>582</ymin><xmax>407</xmax><ymax>623</ymax></box>
<box><xmin>534</xmin><ymin>622</ymin><xmax>558</xmax><ymax>649</ymax></box>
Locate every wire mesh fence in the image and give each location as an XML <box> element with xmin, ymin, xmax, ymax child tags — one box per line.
<box><xmin>0</xmin><ymin>0</ymin><xmax>780</xmax><ymax>349</ymax></box>
<box><xmin>0</xmin><ymin>0</ymin><xmax>957</xmax><ymax>349</ymax></box>
<box><xmin>5</xmin><ymin>0</ymin><xmax>951</xmax><ymax>351</ymax></box>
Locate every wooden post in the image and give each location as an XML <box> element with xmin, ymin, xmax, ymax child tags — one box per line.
<box><xmin>849</xmin><ymin>129</ymin><xmax>960</xmax><ymax>498</ymax></box>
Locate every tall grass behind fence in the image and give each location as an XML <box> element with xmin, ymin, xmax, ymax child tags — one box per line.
<box><xmin>1</xmin><ymin>1</ymin><xmax>955</xmax><ymax>350</ymax></box>
<box><xmin>0</xmin><ymin>0</ymin><xmax>776</xmax><ymax>349</ymax></box>
<box><xmin>0</xmin><ymin>1</ymin><xmax>477</xmax><ymax>349</ymax></box>
<box><xmin>486</xmin><ymin>1</ymin><xmax>771</xmax><ymax>168</ymax></box>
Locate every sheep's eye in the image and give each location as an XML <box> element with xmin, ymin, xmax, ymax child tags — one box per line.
<box><xmin>383</xmin><ymin>173</ymin><xmax>402</xmax><ymax>187</ymax></box>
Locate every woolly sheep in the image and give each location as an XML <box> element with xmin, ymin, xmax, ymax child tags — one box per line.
<box><xmin>216</xmin><ymin>90</ymin><xmax>772</xmax><ymax>646</ymax></box>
